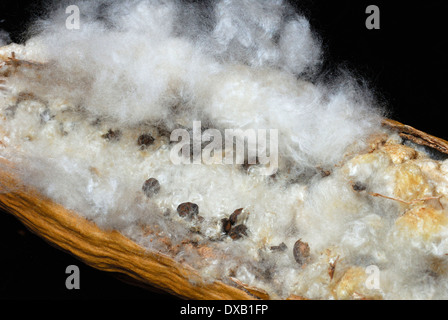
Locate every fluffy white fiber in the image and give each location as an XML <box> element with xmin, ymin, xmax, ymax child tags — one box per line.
<box><xmin>15</xmin><ymin>0</ymin><xmax>383</xmax><ymax>172</ymax></box>
<box><xmin>5</xmin><ymin>0</ymin><xmax>446</xmax><ymax>300</ymax></box>
<box><xmin>0</xmin><ymin>30</ymin><xmax>11</xmax><ymax>47</ymax></box>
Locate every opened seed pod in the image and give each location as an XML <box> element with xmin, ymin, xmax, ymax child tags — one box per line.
<box><xmin>1</xmin><ymin>1</ymin><xmax>447</xmax><ymax>300</ymax></box>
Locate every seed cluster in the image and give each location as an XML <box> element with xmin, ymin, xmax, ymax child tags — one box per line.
<box><xmin>102</xmin><ymin>129</ymin><xmax>122</xmax><ymax>142</ymax></box>
<box><xmin>221</xmin><ymin>208</ymin><xmax>248</xmax><ymax>240</ymax></box>
<box><xmin>140</xmin><ymin>178</ymin><xmax>248</xmax><ymax>240</ymax></box>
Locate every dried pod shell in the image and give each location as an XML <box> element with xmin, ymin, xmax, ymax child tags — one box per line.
<box><xmin>382</xmin><ymin>144</ymin><xmax>418</xmax><ymax>164</ymax></box>
<box><xmin>395</xmin><ymin>205</ymin><xmax>448</xmax><ymax>239</ymax></box>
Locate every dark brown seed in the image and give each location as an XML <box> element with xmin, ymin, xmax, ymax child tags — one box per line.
<box><xmin>320</xmin><ymin>169</ymin><xmax>331</xmax><ymax>177</ymax></box>
<box><xmin>328</xmin><ymin>255</ymin><xmax>340</xmax><ymax>281</ymax></box>
<box><xmin>228</xmin><ymin>224</ymin><xmax>248</xmax><ymax>240</ymax></box>
<box><xmin>142</xmin><ymin>178</ymin><xmax>161</xmax><ymax>197</ymax></box>
<box><xmin>156</xmin><ymin>125</ymin><xmax>172</xmax><ymax>138</ymax></box>
<box><xmin>177</xmin><ymin>202</ymin><xmax>199</xmax><ymax>219</ymax></box>
<box><xmin>270</xmin><ymin>242</ymin><xmax>287</xmax><ymax>252</ymax></box>
<box><xmin>352</xmin><ymin>181</ymin><xmax>367</xmax><ymax>192</ymax></box>
<box><xmin>316</xmin><ymin>166</ymin><xmax>331</xmax><ymax>177</ymax></box>
<box><xmin>229</xmin><ymin>208</ymin><xmax>244</xmax><ymax>225</ymax></box>
<box><xmin>102</xmin><ymin>129</ymin><xmax>122</xmax><ymax>141</ymax></box>
<box><xmin>137</xmin><ymin>133</ymin><xmax>155</xmax><ymax>149</ymax></box>
<box><xmin>293</xmin><ymin>239</ymin><xmax>310</xmax><ymax>265</ymax></box>
<box><xmin>221</xmin><ymin>218</ymin><xmax>232</xmax><ymax>233</ymax></box>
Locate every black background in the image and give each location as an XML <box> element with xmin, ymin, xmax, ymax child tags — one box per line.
<box><xmin>0</xmin><ymin>0</ymin><xmax>447</xmax><ymax>301</ymax></box>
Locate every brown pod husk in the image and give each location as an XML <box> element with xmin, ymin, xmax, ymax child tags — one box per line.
<box><xmin>3</xmin><ymin>46</ymin><xmax>448</xmax><ymax>300</ymax></box>
<box><xmin>2</xmin><ymin>119</ymin><xmax>448</xmax><ymax>300</ymax></box>
<box><xmin>0</xmin><ymin>158</ymin><xmax>256</xmax><ymax>300</ymax></box>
